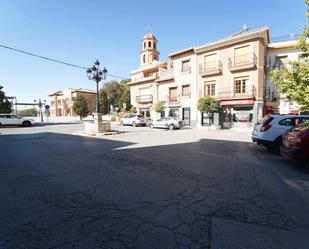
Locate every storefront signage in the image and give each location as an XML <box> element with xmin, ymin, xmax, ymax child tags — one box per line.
<box><xmin>221</xmin><ymin>99</ymin><xmax>254</xmax><ymax>106</ymax></box>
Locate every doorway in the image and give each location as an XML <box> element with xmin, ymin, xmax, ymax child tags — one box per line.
<box><xmin>182</xmin><ymin>107</ymin><xmax>191</xmax><ymax>126</ymax></box>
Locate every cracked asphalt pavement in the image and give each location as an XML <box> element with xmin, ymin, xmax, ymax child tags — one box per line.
<box><xmin>0</xmin><ymin>123</ymin><xmax>309</xmax><ymax>249</ymax></box>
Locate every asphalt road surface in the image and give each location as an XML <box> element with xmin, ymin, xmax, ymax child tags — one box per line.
<box><xmin>0</xmin><ymin>124</ymin><xmax>309</xmax><ymax>249</ymax></box>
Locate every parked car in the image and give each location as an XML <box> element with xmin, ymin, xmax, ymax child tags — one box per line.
<box><xmin>119</xmin><ymin>114</ymin><xmax>147</xmax><ymax>127</ymax></box>
<box><xmin>0</xmin><ymin>114</ymin><xmax>35</xmax><ymax>127</ymax></box>
<box><xmin>252</xmin><ymin>114</ymin><xmax>309</xmax><ymax>150</ymax></box>
<box><xmin>280</xmin><ymin>122</ymin><xmax>309</xmax><ymax>166</ymax></box>
<box><xmin>148</xmin><ymin>117</ymin><xmax>183</xmax><ymax>130</ymax></box>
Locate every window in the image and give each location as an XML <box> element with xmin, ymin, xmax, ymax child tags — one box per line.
<box><xmin>143</xmin><ymin>54</ymin><xmax>146</xmax><ymax>63</ymax></box>
<box><xmin>154</xmin><ymin>43</ymin><xmax>156</xmax><ymax>49</ymax></box>
<box><xmin>182</xmin><ymin>85</ymin><xmax>190</xmax><ymax>96</ymax></box>
<box><xmin>144</xmin><ymin>42</ymin><xmax>146</xmax><ymax>49</ymax></box>
<box><xmin>148</xmin><ymin>41</ymin><xmax>151</xmax><ymax>48</ymax></box>
<box><xmin>274</xmin><ymin>56</ymin><xmax>288</xmax><ymax>69</ymax></box>
<box><xmin>234</xmin><ymin>45</ymin><xmax>250</xmax><ymax>66</ymax></box>
<box><xmin>234</xmin><ymin>77</ymin><xmax>249</xmax><ymax>95</ymax></box>
<box><xmin>153</xmin><ymin>55</ymin><xmax>157</xmax><ymax>60</ymax></box>
<box><xmin>279</xmin><ymin>118</ymin><xmax>295</xmax><ymax>126</ymax></box>
<box><xmin>204</xmin><ymin>81</ymin><xmax>216</xmax><ymax>96</ymax></box>
<box><xmin>181</xmin><ymin>60</ymin><xmax>190</xmax><ymax>73</ymax></box>
<box><xmin>204</xmin><ymin>53</ymin><xmax>217</xmax><ymax>70</ymax></box>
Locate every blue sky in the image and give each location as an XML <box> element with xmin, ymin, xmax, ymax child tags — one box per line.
<box><xmin>0</xmin><ymin>0</ymin><xmax>307</xmax><ymax>104</ymax></box>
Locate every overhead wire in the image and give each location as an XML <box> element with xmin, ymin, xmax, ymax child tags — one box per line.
<box><xmin>0</xmin><ymin>43</ymin><xmax>128</xmax><ymax>80</ymax></box>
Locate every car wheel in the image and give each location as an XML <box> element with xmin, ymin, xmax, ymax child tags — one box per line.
<box><xmin>132</xmin><ymin>122</ymin><xmax>136</xmax><ymax>127</ymax></box>
<box><xmin>22</xmin><ymin>121</ymin><xmax>31</xmax><ymax>127</ymax></box>
<box><xmin>168</xmin><ymin>124</ymin><xmax>175</xmax><ymax>130</ymax></box>
<box><xmin>149</xmin><ymin>123</ymin><xmax>153</xmax><ymax>129</ymax></box>
<box><xmin>120</xmin><ymin>121</ymin><xmax>124</xmax><ymax>126</ymax></box>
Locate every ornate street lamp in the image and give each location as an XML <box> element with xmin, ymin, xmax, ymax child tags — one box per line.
<box><xmin>86</xmin><ymin>60</ymin><xmax>108</xmax><ymax>113</ymax></box>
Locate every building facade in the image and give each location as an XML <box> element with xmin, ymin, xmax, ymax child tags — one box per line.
<box><xmin>49</xmin><ymin>88</ymin><xmax>96</xmax><ymax>117</ymax></box>
<box><xmin>265</xmin><ymin>35</ymin><xmax>303</xmax><ymax>115</ymax></box>
<box><xmin>130</xmin><ymin>27</ymin><xmax>269</xmax><ymax>128</ymax></box>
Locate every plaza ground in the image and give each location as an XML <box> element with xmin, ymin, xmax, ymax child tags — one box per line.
<box><xmin>0</xmin><ymin>122</ymin><xmax>309</xmax><ymax>249</ymax></box>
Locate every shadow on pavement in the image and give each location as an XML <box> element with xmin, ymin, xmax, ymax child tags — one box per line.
<box><xmin>0</xmin><ymin>132</ymin><xmax>308</xmax><ymax>249</ymax></box>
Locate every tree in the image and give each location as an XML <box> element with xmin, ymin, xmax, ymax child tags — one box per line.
<box><xmin>73</xmin><ymin>94</ymin><xmax>89</xmax><ymax>120</ymax></box>
<box><xmin>18</xmin><ymin>108</ymin><xmax>38</xmax><ymax>117</ymax></box>
<box><xmin>271</xmin><ymin>0</ymin><xmax>309</xmax><ymax>111</ymax></box>
<box><xmin>117</xmin><ymin>79</ymin><xmax>132</xmax><ymax>111</ymax></box>
<box><xmin>103</xmin><ymin>80</ymin><xmax>122</xmax><ymax>108</ymax></box>
<box><xmin>154</xmin><ymin>101</ymin><xmax>165</xmax><ymax>113</ymax></box>
<box><xmin>197</xmin><ymin>96</ymin><xmax>221</xmax><ymax>114</ymax></box>
<box><xmin>94</xmin><ymin>89</ymin><xmax>109</xmax><ymax>114</ymax></box>
<box><xmin>130</xmin><ymin>106</ymin><xmax>137</xmax><ymax>113</ymax></box>
<box><xmin>0</xmin><ymin>86</ymin><xmax>12</xmax><ymax>113</ymax></box>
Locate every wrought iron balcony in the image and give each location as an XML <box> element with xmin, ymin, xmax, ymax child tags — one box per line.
<box><xmin>217</xmin><ymin>86</ymin><xmax>256</xmax><ymax>100</ymax></box>
<box><xmin>199</xmin><ymin>61</ymin><xmax>223</xmax><ymax>76</ymax></box>
<box><xmin>136</xmin><ymin>95</ymin><xmax>153</xmax><ymax>103</ymax></box>
<box><xmin>181</xmin><ymin>92</ymin><xmax>191</xmax><ymax>98</ymax></box>
<box><xmin>228</xmin><ymin>53</ymin><xmax>257</xmax><ymax>72</ymax></box>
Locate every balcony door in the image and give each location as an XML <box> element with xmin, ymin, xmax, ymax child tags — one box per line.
<box><xmin>169</xmin><ymin>87</ymin><xmax>177</xmax><ymax>102</ymax></box>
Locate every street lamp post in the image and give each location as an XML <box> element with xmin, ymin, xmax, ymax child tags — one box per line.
<box><xmin>86</xmin><ymin>60</ymin><xmax>108</xmax><ymax>114</ymax></box>
<box><xmin>34</xmin><ymin>98</ymin><xmax>46</xmax><ymax>122</ymax></box>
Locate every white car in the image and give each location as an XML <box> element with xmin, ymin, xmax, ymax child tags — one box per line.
<box><xmin>252</xmin><ymin>114</ymin><xmax>309</xmax><ymax>150</ymax></box>
<box><xmin>119</xmin><ymin>114</ymin><xmax>147</xmax><ymax>127</ymax></box>
<box><xmin>148</xmin><ymin>117</ymin><xmax>183</xmax><ymax>130</ymax></box>
<box><xmin>0</xmin><ymin>114</ymin><xmax>35</xmax><ymax>127</ymax></box>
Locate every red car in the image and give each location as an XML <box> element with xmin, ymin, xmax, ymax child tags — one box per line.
<box><xmin>280</xmin><ymin>122</ymin><xmax>309</xmax><ymax>167</ymax></box>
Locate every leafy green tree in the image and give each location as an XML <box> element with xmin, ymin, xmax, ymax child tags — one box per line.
<box><xmin>103</xmin><ymin>80</ymin><xmax>122</xmax><ymax>108</ymax></box>
<box><xmin>18</xmin><ymin>108</ymin><xmax>38</xmax><ymax>117</ymax></box>
<box><xmin>130</xmin><ymin>106</ymin><xmax>137</xmax><ymax>113</ymax></box>
<box><xmin>117</xmin><ymin>79</ymin><xmax>131</xmax><ymax>111</ymax></box>
<box><xmin>96</xmin><ymin>89</ymin><xmax>109</xmax><ymax>114</ymax></box>
<box><xmin>73</xmin><ymin>94</ymin><xmax>89</xmax><ymax>120</ymax></box>
<box><xmin>197</xmin><ymin>96</ymin><xmax>221</xmax><ymax>114</ymax></box>
<box><xmin>154</xmin><ymin>101</ymin><xmax>165</xmax><ymax>113</ymax></box>
<box><xmin>0</xmin><ymin>86</ymin><xmax>12</xmax><ymax>113</ymax></box>
<box><xmin>271</xmin><ymin>0</ymin><xmax>309</xmax><ymax>111</ymax></box>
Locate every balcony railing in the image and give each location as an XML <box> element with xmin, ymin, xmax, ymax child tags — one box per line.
<box><xmin>167</xmin><ymin>94</ymin><xmax>181</xmax><ymax>105</ymax></box>
<box><xmin>217</xmin><ymin>86</ymin><xmax>256</xmax><ymax>100</ymax></box>
<box><xmin>131</xmin><ymin>74</ymin><xmax>157</xmax><ymax>83</ymax></box>
<box><xmin>181</xmin><ymin>92</ymin><xmax>191</xmax><ymax>98</ymax></box>
<box><xmin>199</xmin><ymin>61</ymin><xmax>223</xmax><ymax>76</ymax></box>
<box><xmin>159</xmin><ymin>67</ymin><xmax>174</xmax><ymax>77</ymax></box>
<box><xmin>136</xmin><ymin>94</ymin><xmax>153</xmax><ymax>103</ymax></box>
<box><xmin>229</xmin><ymin>53</ymin><xmax>257</xmax><ymax>71</ymax></box>
<box><xmin>181</xmin><ymin>67</ymin><xmax>191</xmax><ymax>74</ymax></box>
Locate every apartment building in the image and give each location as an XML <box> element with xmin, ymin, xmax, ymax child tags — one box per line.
<box><xmin>130</xmin><ymin>27</ymin><xmax>270</xmax><ymax>128</ymax></box>
<box><xmin>265</xmin><ymin>34</ymin><xmax>303</xmax><ymax>115</ymax></box>
<box><xmin>196</xmin><ymin>27</ymin><xmax>269</xmax><ymax>128</ymax></box>
<box><xmin>48</xmin><ymin>88</ymin><xmax>96</xmax><ymax>116</ymax></box>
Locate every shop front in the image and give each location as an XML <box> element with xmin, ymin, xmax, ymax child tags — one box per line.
<box><xmin>220</xmin><ymin>98</ymin><xmax>254</xmax><ymax>129</ymax></box>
